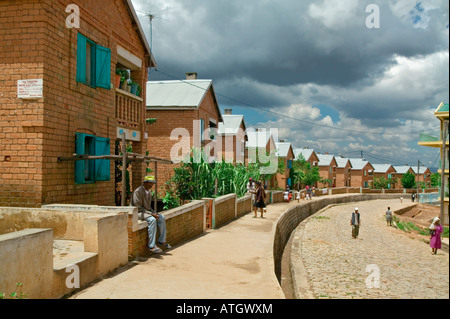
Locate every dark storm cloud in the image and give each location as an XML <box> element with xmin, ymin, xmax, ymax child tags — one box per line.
<box><xmin>136</xmin><ymin>0</ymin><xmax>447</xmax><ymax>89</ymax></box>
<box><xmin>132</xmin><ymin>0</ymin><xmax>448</xmax><ymax>166</ymax></box>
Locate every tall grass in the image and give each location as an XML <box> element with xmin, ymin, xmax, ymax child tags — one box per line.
<box><xmin>169</xmin><ymin>148</ymin><xmax>261</xmax><ymax>201</ymax></box>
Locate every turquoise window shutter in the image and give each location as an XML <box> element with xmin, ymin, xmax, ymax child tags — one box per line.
<box><xmin>95</xmin><ymin>45</ymin><xmax>111</xmax><ymax>89</ymax></box>
<box><xmin>200</xmin><ymin>119</ymin><xmax>205</xmax><ymax>142</ymax></box>
<box><xmin>94</xmin><ymin>137</ymin><xmax>111</xmax><ymax>181</ymax></box>
<box><xmin>76</xmin><ymin>33</ymin><xmax>87</xmax><ymax>84</ymax></box>
<box><xmin>75</xmin><ymin>133</ymin><xmax>86</xmax><ymax>184</ymax></box>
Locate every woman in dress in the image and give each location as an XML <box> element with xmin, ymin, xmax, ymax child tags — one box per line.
<box><xmin>429</xmin><ymin>217</ymin><xmax>443</xmax><ymax>255</ymax></box>
<box><xmin>253</xmin><ymin>181</ymin><xmax>266</xmax><ymax>218</ymax></box>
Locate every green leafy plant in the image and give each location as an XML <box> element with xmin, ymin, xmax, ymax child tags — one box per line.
<box><xmin>291</xmin><ymin>154</ymin><xmax>321</xmax><ymax>189</ymax></box>
<box><xmin>401</xmin><ymin>172</ymin><xmax>416</xmax><ymax>189</ymax></box>
<box><xmin>169</xmin><ymin>147</ymin><xmax>261</xmax><ymax>202</ymax></box>
<box><xmin>373</xmin><ymin>176</ymin><xmax>395</xmax><ymax>189</ymax></box>
<box><xmin>0</xmin><ymin>283</ymin><xmax>27</xmax><ymax>299</ymax></box>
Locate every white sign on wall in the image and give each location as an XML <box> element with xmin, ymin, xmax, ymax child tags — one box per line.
<box><xmin>17</xmin><ymin>79</ymin><xmax>43</xmax><ymax>99</ymax></box>
<box><xmin>117</xmin><ymin>127</ymin><xmax>141</xmax><ymax>142</ymax></box>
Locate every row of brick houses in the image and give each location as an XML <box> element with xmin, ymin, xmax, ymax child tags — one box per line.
<box><xmin>0</xmin><ymin>0</ymin><xmax>435</xmax><ymax>208</ymax></box>
<box><xmin>0</xmin><ymin>0</ymin><xmax>289</xmax><ymax>207</ymax></box>
<box><xmin>290</xmin><ymin>147</ymin><xmax>432</xmax><ymax>190</ymax></box>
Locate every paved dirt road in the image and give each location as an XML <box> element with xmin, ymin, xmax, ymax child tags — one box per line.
<box><xmin>291</xmin><ymin>199</ymin><xmax>449</xmax><ymax>299</ymax></box>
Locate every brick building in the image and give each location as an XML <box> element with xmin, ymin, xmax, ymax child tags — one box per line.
<box><xmin>335</xmin><ymin>157</ymin><xmax>352</xmax><ymax>187</ymax></box>
<box><xmin>246</xmin><ymin>130</ymin><xmax>277</xmax><ymax>188</ymax></box>
<box><xmin>0</xmin><ymin>0</ymin><xmax>155</xmax><ymax>207</ymax></box>
<box><xmin>411</xmin><ymin>166</ymin><xmax>432</xmax><ymax>188</ymax></box>
<box><xmin>275</xmin><ymin>142</ymin><xmax>294</xmax><ymax>189</ymax></box>
<box><xmin>371</xmin><ymin>164</ymin><xmax>397</xmax><ymax>189</ymax></box>
<box><xmin>145</xmin><ymin>73</ymin><xmax>223</xmax><ymax>192</ymax></box>
<box><xmin>217</xmin><ymin>109</ymin><xmax>248</xmax><ymax>165</ymax></box>
<box><xmin>349</xmin><ymin>158</ymin><xmax>374</xmax><ymax>188</ymax></box>
<box><xmin>317</xmin><ymin>154</ymin><xmax>337</xmax><ymax>188</ymax></box>
<box><xmin>293</xmin><ymin>148</ymin><xmax>319</xmax><ymax>168</ymax></box>
<box><xmin>392</xmin><ymin>165</ymin><xmax>415</xmax><ymax>189</ymax></box>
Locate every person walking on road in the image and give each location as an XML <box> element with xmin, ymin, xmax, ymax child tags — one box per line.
<box><xmin>253</xmin><ymin>181</ymin><xmax>266</xmax><ymax>218</ymax></box>
<box><xmin>429</xmin><ymin>217</ymin><xmax>444</xmax><ymax>255</ymax></box>
<box><xmin>385</xmin><ymin>207</ymin><xmax>393</xmax><ymax>226</ymax></box>
<box><xmin>350</xmin><ymin>207</ymin><xmax>361</xmax><ymax>239</ymax></box>
<box><xmin>306</xmin><ymin>186</ymin><xmax>311</xmax><ymax>200</ymax></box>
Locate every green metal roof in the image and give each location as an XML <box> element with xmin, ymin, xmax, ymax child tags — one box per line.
<box><xmin>436</xmin><ymin>103</ymin><xmax>449</xmax><ymax>113</ymax></box>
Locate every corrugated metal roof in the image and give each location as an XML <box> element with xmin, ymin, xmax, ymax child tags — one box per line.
<box><xmin>317</xmin><ymin>154</ymin><xmax>335</xmax><ymax>166</ymax></box>
<box><xmin>372</xmin><ymin>164</ymin><xmax>395</xmax><ymax>173</ymax></box>
<box><xmin>349</xmin><ymin>158</ymin><xmax>372</xmax><ymax>170</ymax></box>
<box><xmin>393</xmin><ymin>165</ymin><xmax>413</xmax><ymax>174</ymax></box>
<box><xmin>411</xmin><ymin>166</ymin><xmax>430</xmax><ymax>174</ymax></box>
<box><xmin>335</xmin><ymin>157</ymin><xmax>351</xmax><ymax>168</ymax></box>
<box><xmin>218</xmin><ymin>115</ymin><xmax>244</xmax><ymax>135</ymax></box>
<box><xmin>275</xmin><ymin>142</ymin><xmax>292</xmax><ymax>158</ymax></box>
<box><xmin>146</xmin><ymin>80</ymin><xmax>212</xmax><ymax>108</ymax></box>
<box><xmin>294</xmin><ymin>148</ymin><xmax>314</xmax><ymax>161</ymax></box>
<box><xmin>247</xmin><ymin>131</ymin><xmax>272</xmax><ymax>148</ymax></box>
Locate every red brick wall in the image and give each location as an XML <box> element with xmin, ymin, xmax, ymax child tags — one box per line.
<box><xmin>0</xmin><ymin>0</ymin><xmax>149</xmax><ymax>207</ymax></box>
<box><xmin>336</xmin><ymin>163</ymin><xmax>351</xmax><ymax>188</ymax></box>
<box><xmin>214</xmin><ymin>194</ymin><xmax>236</xmax><ymax>228</ymax></box>
<box><xmin>236</xmin><ymin>195</ymin><xmax>252</xmax><ymax>218</ymax></box>
<box><xmin>146</xmin><ymin>88</ymin><xmax>222</xmax><ymax>194</ymax></box>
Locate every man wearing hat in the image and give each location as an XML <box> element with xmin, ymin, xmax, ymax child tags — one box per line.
<box><xmin>350</xmin><ymin>207</ymin><xmax>361</xmax><ymax>239</ymax></box>
<box><xmin>130</xmin><ymin>176</ymin><xmax>171</xmax><ymax>254</ymax></box>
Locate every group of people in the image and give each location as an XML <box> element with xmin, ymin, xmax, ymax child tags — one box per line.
<box><xmin>385</xmin><ymin>206</ymin><xmax>444</xmax><ymax>254</ymax></box>
<box><xmin>296</xmin><ymin>185</ymin><xmax>316</xmax><ymax>201</ymax></box>
<box><xmin>353</xmin><ymin>207</ymin><xmax>444</xmax><ymax>255</ymax></box>
<box><xmin>131</xmin><ymin>175</ymin><xmax>445</xmax><ymax>257</ymax></box>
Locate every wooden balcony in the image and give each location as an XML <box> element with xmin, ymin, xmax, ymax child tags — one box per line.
<box><xmin>115</xmin><ymin>88</ymin><xmax>143</xmax><ymax>131</ymax></box>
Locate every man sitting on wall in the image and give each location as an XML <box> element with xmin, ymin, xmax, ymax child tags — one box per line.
<box><xmin>130</xmin><ymin>176</ymin><xmax>171</xmax><ymax>254</ymax></box>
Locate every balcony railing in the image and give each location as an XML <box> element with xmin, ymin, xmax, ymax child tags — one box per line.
<box><xmin>115</xmin><ymin>88</ymin><xmax>143</xmax><ymax>130</ymax></box>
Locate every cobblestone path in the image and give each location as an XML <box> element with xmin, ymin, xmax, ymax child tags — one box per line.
<box><xmin>295</xmin><ymin>199</ymin><xmax>449</xmax><ymax>299</ymax></box>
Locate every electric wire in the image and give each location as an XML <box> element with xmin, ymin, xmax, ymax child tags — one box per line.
<box><xmin>152</xmin><ymin>69</ymin><xmax>438</xmax><ymax>137</ymax></box>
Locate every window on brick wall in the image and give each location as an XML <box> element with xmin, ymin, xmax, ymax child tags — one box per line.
<box><xmin>75</xmin><ymin>133</ymin><xmax>111</xmax><ymax>184</ymax></box>
<box><xmin>287</xmin><ymin>160</ymin><xmax>293</xmax><ymax>169</ymax></box>
<box><xmin>76</xmin><ymin>33</ymin><xmax>111</xmax><ymax>89</ymax></box>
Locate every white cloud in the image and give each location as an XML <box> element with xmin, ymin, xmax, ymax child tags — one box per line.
<box><xmin>307</xmin><ymin>0</ymin><xmax>360</xmax><ymax>29</ymax></box>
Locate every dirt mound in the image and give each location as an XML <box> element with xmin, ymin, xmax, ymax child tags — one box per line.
<box><xmin>397</xmin><ymin>204</ymin><xmax>441</xmax><ymax>228</ymax></box>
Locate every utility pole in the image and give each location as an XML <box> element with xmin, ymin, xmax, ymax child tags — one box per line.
<box><xmin>416</xmin><ymin>160</ymin><xmax>420</xmax><ymax>203</ymax></box>
<box><xmin>440</xmin><ymin>120</ymin><xmax>448</xmax><ymax>224</ymax></box>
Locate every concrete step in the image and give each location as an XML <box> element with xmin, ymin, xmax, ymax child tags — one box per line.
<box><xmin>53</xmin><ymin>240</ymin><xmax>97</xmax><ymax>271</ymax></box>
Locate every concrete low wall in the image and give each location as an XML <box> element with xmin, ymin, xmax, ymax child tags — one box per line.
<box><xmin>214</xmin><ymin>194</ymin><xmax>237</xmax><ymax>229</ymax></box>
<box><xmin>163</xmin><ymin>200</ymin><xmax>206</xmax><ymax>248</ymax></box>
<box><xmin>127</xmin><ymin>200</ymin><xmax>207</xmax><ymax>260</ymax></box>
<box><xmin>273</xmin><ymin>193</ymin><xmax>406</xmax><ymax>283</ymax></box>
<box><xmin>237</xmin><ymin>195</ymin><xmax>252</xmax><ymax>218</ymax></box>
<box><xmin>0</xmin><ymin>228</ymin><xmax>53</xmax><ymax>299</ymax></box>
<box><xmin>0</xmin><ymin>207</ymin><xmax>128</xmax><ymax>299</ymax></box>
<box><xmin>270</xmin><ymin>191</ymin><xmax>284</xmax><ymax>204</ymax></box>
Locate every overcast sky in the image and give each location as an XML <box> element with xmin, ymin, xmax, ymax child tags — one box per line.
<box><xmin>132</xmin><ymin>0</ymin><xmax>449</xmax><ymax>169</ymax></box>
